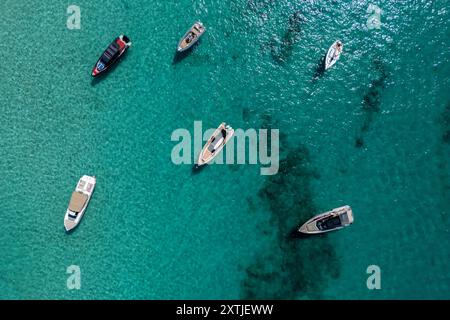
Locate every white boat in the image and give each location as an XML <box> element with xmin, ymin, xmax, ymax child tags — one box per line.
<box><xmin>299</xmin><ymin>205</ymin><xmax>353</xmax><ymax>234</ymax></box>
<box><xmin>324</xmin><ymin>40</ymin><xmax>343</xmax><ymax>70</ymax></box>
<box><xmin>177</xmin><ymin>22</ymin><xmax>206</xmax><ymax>52</ymax></box>
<box><xmin>64</xmin><ymin>175</ymin><xmax>96</xmax><ymax>232</ymax></box>
<box><xmin>194</xmin><ymin>123</ymin><xmax>234</xmax><ymax>169</ymax></box>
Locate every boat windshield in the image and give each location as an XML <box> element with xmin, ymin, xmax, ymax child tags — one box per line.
<box><xmin>317</xmin><ymin>215</ymin><xmax>342</xmax><ymax>231</ymax></box>
<box><xmin>208</xmin><ymin>134</ymin><xmax>224</xmax><ymax>153</ymax></box>
<box><xmin>185</xmin><ymin>32</ymin><xmax>196</xmax><ymax>44</ymax></box>
<box><xmin>68</xmin><ymin>212</ymin><xmax>78</xmax><ymax>219</ymax></box>
<box><xmin>69</xmin><ymin>192</ymin><xmax>88</xmax><ymax>213</ymax></box>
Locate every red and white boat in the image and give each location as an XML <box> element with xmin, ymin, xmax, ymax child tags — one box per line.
<box><xmin>92</xmin><ymin>35</ymin><xmax>131</xmax><ymax>77</ymax></box>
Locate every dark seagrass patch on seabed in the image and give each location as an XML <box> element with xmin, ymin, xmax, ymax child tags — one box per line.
<box><xmin>270</xmin><ymin>11</ymin><xmax>305</xmax><ymax>64</ymax></box>
<box><xmin>242</xmin><ymin>107</ymin><xmax>255</xmax><ymax>122</ymax></box>
<box><xmin>437</xmin><ymin>102</ymin><xmax>450</xmax><ymax>221</ymax></box>
<box><xmin>121</xmin><ymin>1</ymin><xmax>130</xmax><ymax>10</ymax></box>
<box><xmin>241</xmin><ymin>144</ymin><xmax>340</xmax><ymax>299</ymax></box>
<box><xmin>355</xmin><ymin>58</ymin><xmax>388</xmax><ymax>148</ymax></box>
<box><xmin>441</xmin><ymin>102</ymin><xmax>450</xmax><ymax>144</ymax></box>
<box><xmin>312</xmin><ymin>54</ymin><xmax>326</xmax><ymax>81</ymax></box>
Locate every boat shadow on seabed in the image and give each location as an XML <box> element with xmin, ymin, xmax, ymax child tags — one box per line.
<box><xmin>172</xmin><ymin>41</ymin><xmax>201</xmax><ymax>64</ymax></box>
<box><xmin>191</xmin><ymin>163</ymin><xmax>207</xmax><ymax>175</ymax></box>
<box><xmin>312</xmin><ymin>54</ymin><xmax>326</xmax><ymax>81</ymax></box>
<box><xmin>289</xmin><ymin>227</ymin><xmax>325</xmax><ymax>240</ymax></box>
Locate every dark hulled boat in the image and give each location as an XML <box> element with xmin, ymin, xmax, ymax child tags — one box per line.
<box><xmin>92</xmin><ymin>35</ymin><xmax>131</xmax><ymax>77</ymax></box>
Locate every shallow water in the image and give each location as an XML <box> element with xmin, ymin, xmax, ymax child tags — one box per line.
<box><xmin>0</xmin><ymin>0</ymin><xmax>449</xmax><ymax>299</ymax></box>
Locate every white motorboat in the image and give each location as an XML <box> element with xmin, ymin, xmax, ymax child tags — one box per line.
<box><xmin>325</xmin><ymin>40</ymin><xmax>343</xmax><ymax>70</ymax></box>
<box><xmin>177</xmin><ymin>22</ymin><xmax>206</xmax><ymax>52</ymax></box>
<box><xmin>299</xmin><ymin>205</ymin><xmax>353</xmax><ymax>234</ymax></box>
<box><xmin>64</xmin><ymin>175</ymin><xmax>96</xmax><ymax>232</ymax></box>
<box><xmin>194</xmin><ymin>123</ymin><xmax>234</xmax><ymax>169</ymax></box>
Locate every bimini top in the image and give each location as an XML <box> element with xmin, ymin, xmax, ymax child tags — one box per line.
<box><xmin>69</xmin><ymin>192</ymin><xmax>88</xmax><ymax>213</ymax></box>
<box><xmin>101</xmin><ymin>42</ymin><xmax>121</xmax><ymax>64</ymax></box>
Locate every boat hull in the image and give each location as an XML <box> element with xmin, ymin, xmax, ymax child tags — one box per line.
<box><xmin>91</xmin><ymin>35</ymin><xmax>131</xmax><ymax>77</ymax></box>
<box><xmin>177</xmin><ymin>22</ymin><xmax>205</xmax><ymax>52</ymax></box>
<box><xmin>325</xmin><ymin>41</ymin><xmax>343</xmax><ymax>70</ymax></box>
<box><xmin>196</xmin><ymin>123</ymin><xmax>234</xmax><ymax>167</ymax></box>
<box><xmin>64</xmin><ymin>175</ymin><xmax>96</xmax><ymax>232</ymax></box>
<box><xmin>299</xmin><ymin>205</ymin><xmax>353</xmax><ymax>235</ymax></box>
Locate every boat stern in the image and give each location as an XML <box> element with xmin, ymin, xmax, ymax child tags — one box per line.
<box><xmin>81</xmin><ymin>175</ymin><xmax>96</xmax><ymax>184</ymax></box>
<box><xmin>195</xmin><ymin>21</ymin><xmax>205</xmax><ymax>33</ymax></box>
<box><xmin>340</xmin><ymin>205</ymin><xmax>354</xmax><ymax>225</ymax></box>
<box><xmin>120</xmin><ymin>35</ymin><xmax>132</xmax><ymax>47</ymax></box>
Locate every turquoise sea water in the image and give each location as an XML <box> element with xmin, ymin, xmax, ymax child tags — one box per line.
<box><xmin>0</xmin><ymin>0</ymin><xmax>449</xmax><ymax>299</ymax></box>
